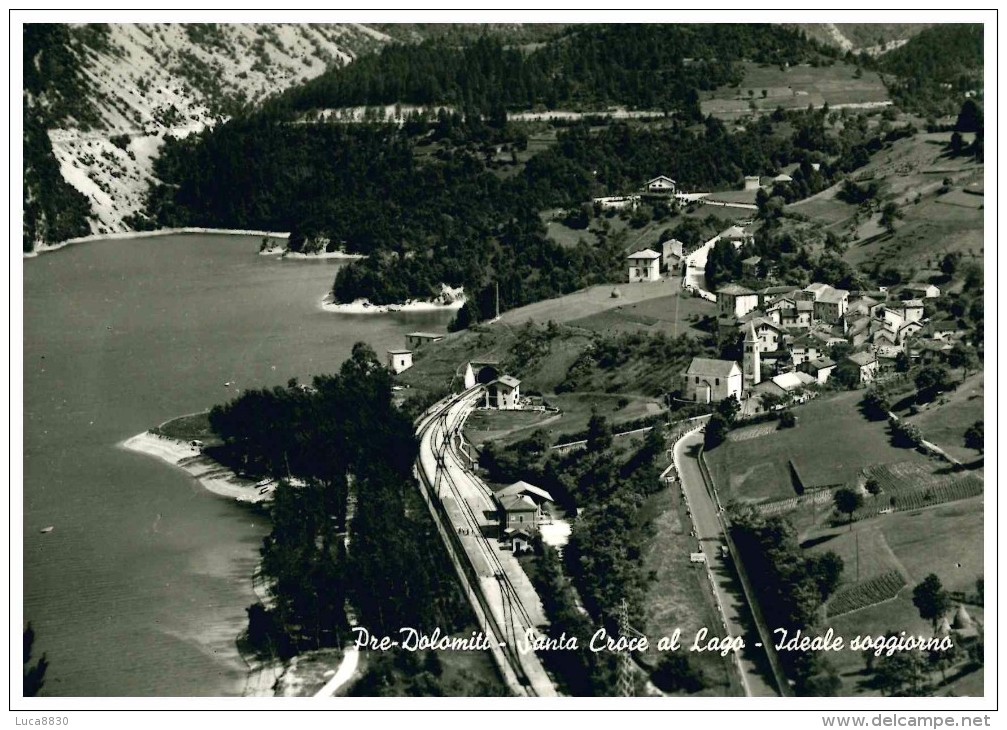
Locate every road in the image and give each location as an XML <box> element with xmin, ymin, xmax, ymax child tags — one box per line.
<box><xmin>673</xmin><ymin>429</ymin><xmax>780</xmax><ymax>697</ymax></box>
<box><xmin>415</xmin><ymin>389</ymin><xmax>557</xmax><ymax>697</ymax></box>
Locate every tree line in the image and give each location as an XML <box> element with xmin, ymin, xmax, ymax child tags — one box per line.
<box><xmin>272</xmin><ymin>24</ymin><xmax>841</xmax><ymax>119</ymax></box>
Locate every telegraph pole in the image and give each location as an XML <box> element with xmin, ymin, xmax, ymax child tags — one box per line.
<box><xmin>617</xmin><ymin>598</ymin><xmax>635</xmax><ymax>697</ymax></box>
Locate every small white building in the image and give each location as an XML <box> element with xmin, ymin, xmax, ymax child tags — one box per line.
<box><xmin>386</xmin><ymin>349</ymin><xmax>413</xmax><ymax>374</ymax></box>
<box><xmin>744</xmin><ymin>175</ymin><xmax>762</xmax><ymax>191</ymax></box>
<box><xmin>645</xmin><ymin>175</ymin><xmax>677</xmax><ymax>194</ymax></box>
<box><xmin>684</xmin><ymin>358</ymin><xmax>743</xmax><ymax>403</ymax></box>
<box><xmin>627</xmin><ymin>249</ymin><xmax>662</xmax><ymax>282</ymax></box>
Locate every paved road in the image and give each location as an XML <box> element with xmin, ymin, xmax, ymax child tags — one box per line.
<box><xmin>674</xmin><ymin>429</ymin><xmax>780</xmax><ymax>697</ymax></box>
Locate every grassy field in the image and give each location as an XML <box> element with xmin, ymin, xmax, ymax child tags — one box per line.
<box><xmin>547</xmin><ymin>392</ymin><xmax>663</xmax><ymax>442</ymax></box>
<box><xmin>803</xmin><ymin>497</ymin><xmax>984</xmax><ymax>695</ymax></box>
<box><xmin>701</xmin><ymin>61</ymin><xmax>889</xmax><ymax>120</ymax></box>
<box><xmin>638</xmin><ymin>488</ymin><xmax>741</xmax><ymax>695</ymax></box>
<box><xmin>462</xmin><ymin>407</ymin><xmax>562</xmax><ymax>447</ymax></box>
<box><xmin>905</xmin><ymin>373</ymin><xmax>984</xmax><ymax>465</ymax></box>
<box><xmin>496</xmin><ymin>279</ymin><xmax>683</xmax><ymax>328</ymax></box>
<box><xmin>705</xmin><ymin>390</ymin><xmax>940</xmax><ymax>506</ymax></box>
<box><xmin>568</xmin><ymin>290</ymin><xmax>714</xmax><ymax>339</ymax></box>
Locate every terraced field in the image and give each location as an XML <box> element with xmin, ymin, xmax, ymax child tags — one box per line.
<box><xmin>826</xmin><ymin>570</ymin><xmax>907</xmax><ymax>618</ymax></box>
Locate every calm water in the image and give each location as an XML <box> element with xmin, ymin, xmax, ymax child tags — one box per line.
<box><xmin>23</xmin><ymin>235</ymin><xmax>457</xmax><ymax>696</ymax></box>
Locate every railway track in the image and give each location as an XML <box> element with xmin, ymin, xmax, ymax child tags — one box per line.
<box><xmin>414</xmin><ymin>388</ymin><xmax>556</xmax><ymax>697</ymax></box>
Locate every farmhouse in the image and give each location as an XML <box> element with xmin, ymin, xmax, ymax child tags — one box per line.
<box><xmin>759</xmin><ymin>284</ymin><xmax>801</xmax><ymax>308</ymax></box>
<box><xmin>407</xmin><ymin>331</ymin><xmax>445</xmax><ymax>348</ymax></box>
<box><xmin>717</xmin><ymin>283</ymin><xmax>759</xmax><ymax>318</ymax></box>
<box><xmin>789</xmin><ymin>335</ymin><xmax>822</xmax><ymax>366</ymax></box>
<box><xmin>802</xmin><ymin>283</ymin><xmax>849</xmax><ymax>323</ymax></box>
<box><xmin>645</xmin><ymin>175</ymin><xmax>677</xmax><ymax>194</ymax></box>
<box><xmin>846</xmin><ymin>351</ymin><xmax>879</xmax><ymax>384</ymax></box>
<box><xmin>919</xmin><ymin>320</ymin><xmax>960</xmax><ymax>341</ymax></box>
<box><xmin>719</xmin><ymin>225</ymin><xmax>753</xmax><ymax>246</ymax></box>
<box><xmin>739</xmin><ymin>315</ymin><xmax>784</xmax><ymax>350</ymax></box>
<box><xmin>903</xmin><ymin>282</ymin><xmax>941</xmax><ymax>299</ymax></box>
<box><xmin>684</xmin><ymin>358</ymin><xmax>743</xmax><ymax>403</ymax></box>
<box><xmin>486</xmin><ymin>375</ymin><xmax>521</xmax><ymax>410</ymax></box>
<box><xmin>386</xmin><ymin>349</ymin><xmax>413</xmax><ymax>374</ymax></box>
<box><xmin>800</xmin><ymin>357</ymin><xmax>836</xmax><ymax>384</ymax></box>
<box><xmin>627</xmin><ymin>249</ymin><xmax>662</xmax><ymax>282</ymax></box>
<box><xmin>892</xmin><ymin>299</ymin><xmax>925</xmax><ymax>323</ymax></box>
<box><xmin>662</xmin><ymin>238</ymin><xmax>685</xmax><ymax>273</ymax></box>
<box><xmin>741</xmin><ymin>255</ymin><xmax>762</xmax><ymax>277</ymax></box>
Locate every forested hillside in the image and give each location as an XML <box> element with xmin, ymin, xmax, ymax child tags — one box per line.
<box><xmin>22</xmin><ymin>22</ymin><xmax>385</xmax><ymax>250</ymax></box>
<box><xmin>277</xmin><ymin>24</ymin><xmax>841</xmax><ymax>117</ymax></box>
<box><xmin>877</xmin><ymin>24</ymin><xmax>983</xmax><ymax>115</ymax></box>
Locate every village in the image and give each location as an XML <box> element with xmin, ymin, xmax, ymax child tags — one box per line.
<box><xmin>382</xmin><ymin>159</ymin><xmax>984</xmax><ymax>698</ymax></box>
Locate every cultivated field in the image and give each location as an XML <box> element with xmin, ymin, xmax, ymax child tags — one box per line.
<box><xmin>804</xmin><ymin>497</ymin><xmax>984</xmax><ymax>695</ymax></box>
<box><xmin>706</xmin><ymin>390</ymin><xmax>938</xmax><ymax>506</ymax></box>
<box><xmin>701</xmin><ymin>62</ymin><xmax>889</xmax><ymax>120</ymax></box>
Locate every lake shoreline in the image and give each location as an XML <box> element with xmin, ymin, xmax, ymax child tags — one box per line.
<box><xmin>25</xmin><ymin>227</ymin><xmax>291</xmax><ymax>258</ymax></box>
<box><xmin>120</xmin><ymin>431</ymin><xmax>276</xmax><ymax>505</ymax></box>
<box><xmin>319</xmin><ymin>285</ymin><xmax>466</xmax><ymax>315</ymax></box>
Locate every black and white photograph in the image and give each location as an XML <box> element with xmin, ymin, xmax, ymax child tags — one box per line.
<box><xmin>13</xmin><ymin>8</ymin><xmax>995</xmax><ymax>722</ymax></box>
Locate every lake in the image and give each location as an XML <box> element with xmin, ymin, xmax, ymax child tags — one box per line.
<box><xmin>22</xmin><ymin>234</ymin><xmax>457</xmax><ymax>696</ymax></box>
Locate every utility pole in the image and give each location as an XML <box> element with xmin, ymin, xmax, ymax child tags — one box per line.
<box><xmin>856</xmin><ymin>530</ymin><xmax>860</xmax><ymax>583</ymax></box>
<box><xmin>617</xmin><ymin>598</ymin><xmax>635</xmax><ymax>697</ymax></box>
<box><xmin>495</xmin><ymin>281</ymin><xmax>500</xmax><ymax>320</ymax></box>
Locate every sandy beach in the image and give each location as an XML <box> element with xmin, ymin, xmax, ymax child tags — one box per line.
<box><xmin>120</xmin><ymin>431</ymin><xmax>276</xmax><ymax>504</ymax></box>
<box><xmin>320</xmin><ymin>284</ymin><xmax>466</xmax><ymax>315</ymax></box>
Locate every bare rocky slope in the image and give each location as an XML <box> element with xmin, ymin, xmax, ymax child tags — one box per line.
<box><xmin>24</xmin><ymin>23</ymin><xmax>392</xmax><ymax>246</ymax></box>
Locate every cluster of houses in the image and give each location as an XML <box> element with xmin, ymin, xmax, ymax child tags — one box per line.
<box><xmin>684</xmin><ymin>278</ymin><xmax>961</xmax><ymax>407</ymax></box>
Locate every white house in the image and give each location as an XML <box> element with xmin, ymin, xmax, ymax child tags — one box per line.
<box><xmin>744</xmin><ymin>175</ymin><xmax>762</xmax><ymax>191</ymax></box>
<box><xmin>662</xmin><ymin>239</ymin><xmax>685</xmax><ymax>273</ymax></box>
<box><xmin>627</xmin><ymin>249</ymin><xmax>662</xmax><ymax>282</ymax></box>
<box><xmin>684</xmin><ymin>358</ymin><xmax>743</xmax><ymax>403</ymax></box>
<box><xmin>645</xmin><ymin>175</ymin><xmax>677</xmax><ymax>194</ymax></box>
<box><xmin>386</xmin><ymin>349</ymin><xmax>413</xmax><ymax>374</ymax></box>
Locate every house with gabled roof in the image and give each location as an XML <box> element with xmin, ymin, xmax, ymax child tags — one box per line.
<box><xmin>684</xmin><ymin>358</ymin><xmax>743</xmax><ymax>403</ymax></box>
<box><xmin>800</xmin><ymin>356</ymin><xmax>836</xmax><ymax>384</ymax></box>
<box><xmin>645</xmin><ymin>175</ymin><xmax>677</xmax><ymax>194</ymax></box>
<box><xmin>627</xmin><ymin>248</ymin><xmax>662</xmax><ymax>282</ymax></box>
<box><xmin>846</xmin><ymin>351</ymin><xmax>878</xmax><ymax>384</ymax></box>
<box><xmin>486</xmin><ymin>375</ymin><xmax>521</xmax><ymax>410</ymax></box>
<box><xmin>903</xmin><ymin>282</ymin><xmax>941</xmax><ymax>299</ymax></box>
<box><xmin>717</xmin><ymin>283</ymin><xmax>759</xmax><ymax>318</ymax></box>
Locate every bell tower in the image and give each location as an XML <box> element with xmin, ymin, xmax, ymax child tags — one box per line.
<box><xmin>743</xmin><ymin>321</ymin><xmax>761</xmax><ymax>389</ymax></box>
